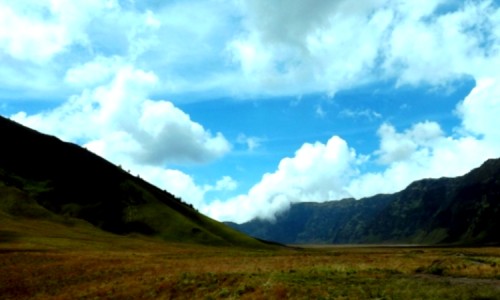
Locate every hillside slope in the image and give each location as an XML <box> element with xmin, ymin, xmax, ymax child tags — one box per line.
<box><xmin>228</xmin><ymin>158</ymin><xmax>500</xmax><ymax>245</ymax></box>
<box><xmin>0</xmin><ymin>115</ymin><xmax>265</xmax><ymax>247</ymax></box>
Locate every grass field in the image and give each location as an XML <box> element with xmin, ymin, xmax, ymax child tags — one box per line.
<box><xmin>1</xmin><ymin>216</ymin><xmax>500</xmax><ymax>299</ymax></box>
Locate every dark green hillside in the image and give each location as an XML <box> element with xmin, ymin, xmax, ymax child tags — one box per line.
<box><xmin>229</xmin><ymin>158</ymin><xmax>500</xmax><ymax>245</ymax></box>
<box><xmin>227</xmin><ymin>195</ymin><xmax>394</xmax><ymax>244</ymax></box>
<box><xmin>0</xmin><ymin>115</ymin><xmax>266</xmax><ymax>247</ymax></box>
<box><xmin>361</xmin><ymin>158</ymin><xmax>500</xmax><ymax>244</ymax></box>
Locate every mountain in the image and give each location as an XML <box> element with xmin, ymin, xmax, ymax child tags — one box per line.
<box><xmin>0</xmin><ymin>115</ymin><xmax>266</xmax><ymax>248</ymax></box>
<box><xmin>227</xmin><ymin>158</ymin><xmax>500</xmax><ymax>245</ymax></box>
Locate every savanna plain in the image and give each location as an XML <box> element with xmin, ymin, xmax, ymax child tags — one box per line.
<box><xmin>1</xmin><ymin>218</ymin><xmax>500</xmax><ymax>300</ymax></box>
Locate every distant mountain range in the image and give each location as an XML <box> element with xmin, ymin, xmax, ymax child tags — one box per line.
<box><xmin>227</xmin><ymin>158</ymin><xmax>500</xmax><ymax>245</ymax></box>
<box><xmin>0</xmin><ymin>115</ymin><xmax>266</xmax><ymax>248</ymax></box>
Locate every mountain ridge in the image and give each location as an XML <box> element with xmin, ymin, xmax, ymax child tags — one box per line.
<box><xmin>227</xmin><ymin>158</ymin><xmax>500</xmax><ymax>245</ymax></box>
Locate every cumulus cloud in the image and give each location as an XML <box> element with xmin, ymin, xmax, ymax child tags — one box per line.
<box><xmin>376</xmin><ymin>121</ymin><xmax>444</xmax><ymax>164</ymax></box>
<box><xmin>0</xmin><ymin>0</ymin><xmax>123</xmax><ymax>64</ymax></box>
<box><xmin>129</xmin><ymin>166</ymin><xmax>237</xmax><ymax>209</ymax></box>
<box><xmin>213</xmin><ymin>176</ymin><xmax>238</xmax><ymax>192</ymax></box>
<box><xmin>12</xmin><ymin>67</ymin><xmax>230</xmax><ymax>165</ymax></box>
<box><xmin>0</xmin><ymin>1</ymin><xmax>69</xmax><ymax>63</ymax></box>
<box><xmin>64</xmin><ymin>56</ymin><xmax>123</xmax><ymax>87</ymax></box>
<box><xmin>227</xmin><ymin>0</ymin><xmax>391</xmax><ymax>94</ymax></box>
<box><xmin>138</xmin><ymin>100</ymin><xmax>231</xmax><ymax>164</ymax></box>
<box><xmin>131</xmin><ymin>166</ymin><xmax>208</xmax><ymax>208</ymax></box>
<box><xmin>204</xmin><ymin>136</ymin><xmax>357</xmax><ymax>222</ymax></box>
<box><xmin>457</xmin><ymin>78</ymin><xmax>500</xmax><ymax>141</ymax></box>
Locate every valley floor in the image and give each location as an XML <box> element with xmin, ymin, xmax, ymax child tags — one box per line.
<box><xmin>1</xmin><ymin>220</ymin><xmax>500</xmax><ymax>299</ymax></box>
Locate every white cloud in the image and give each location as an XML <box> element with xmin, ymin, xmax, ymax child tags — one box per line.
<box><xmin>129</xmin><ymin>165</ymin><xmax>237</xmax><ymax>209</ymax></box>
<box><xmin>339</xmin><ymin>108</ymin><xmax>382</xmax><ymax>120</ymax></box>
<box><xmin>315</xmin><ymin>105</ymin><xmax>326</xmax><ymax>118</ymax></box>
<box><xmin>84</xmin><ymin>131</ymin><xmax>141</xmax><ymax>165</ymax></box>
<box><xmin>203</xmin><ymin>135</ymin><xmax>357</xmax><ymax>222</ymax></box>
<box><xmin>383</xmin><ymin>1</ymin><xmax>500</xmax><ymax>87</ymax></box>
<box><xmin>376</xmin><ymin>121</ymin><xmax>444</xmax><ymax>164</ymax></box>
<box><xmin>12</xmin><ymin>66</ymin><xmax>231</xmax><ymax>166</ymax></box>
<box><xmin>144</xmin><ymin>10</ymin><xmax>161</xmax><ymax>29</ymax></box>
<box><xmin>134</xmin><ymin>166</ymin><xmax>207</xmax><ymax>209</ymax></box>
<box><xmin>0</xmin><ymin>2</ymin><xmax>68</xmax><ymax>63</ymax></box>
<box><xmin>346</xmin><ymin>134</ymin><xmax>496</xmax><ymax>200</ymax></box>
<box><xmin>2</xmin><ymin>0</ymin><xmax>500</xmax><ymax>99</ymax></box>
<box><xmin>137</xmin><ymin>100</ymin><xmax>231</xmax><ymax>164</ymax></box>
<box><xmin>457</xmin><ymin>77</ymin><xmax>500</xmax><ymax>141</ymax></box>
<box><xmin>0</xmin><ymin>0</ymin><xmax>251</xmax><ymax>100</ymax></box>
<box><xmin>12</xmin><ymin>67</ymin><xmax>155</xmax><ymax>140</ymax></box>
<box><xmin>237</xmin><ymin>134</ymin><xmax>262</xmax><ymax>151</ymax></box>
<box><xmin>346</xmin><ymin>78</ymin><xmax>500</xmax><ymax>199</ymax></box>
<box><xmin>227</xmin><ymin>0</ymin><xmax>500</xmax><ymax>95</ymax></box>
<box><xmin>213</xmin><ymin>176</ymin><xmax>238</xmax><ymax>192</ymax></box>
<box><xmin>237</xmin><ymin>0</ymin><xmax>381</xmax><ymax>46</ymax></box>
<box><xmin>0</xmin><ymin>0</ymin><xmax>119</xmax><ymax>64</ymax></box>
<box><xmin>64</xmin><ymin>56</ymin><xmax>123</xmax><ymax>87</ymax></box>
<box><xmin>226</xmin><ymin>0</ymin><xmax>392</xmax><ymax>94</ymax></box>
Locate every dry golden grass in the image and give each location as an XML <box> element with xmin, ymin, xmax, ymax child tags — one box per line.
<box><xmin>1</xmin><ymin>217</ymin><xmax>500</xmax><ymax>299</ymax></box>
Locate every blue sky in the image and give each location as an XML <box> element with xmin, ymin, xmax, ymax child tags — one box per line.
<box><xmin>1</xmin><ymin>0</ymin><xmax>500</xmax><ymax>222</ymax></box>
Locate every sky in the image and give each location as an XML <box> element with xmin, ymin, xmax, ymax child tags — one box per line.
<box><xmin>1</xmin><ymin>0</ymin><xmax>500</xmax><ymax>223</ymax></box>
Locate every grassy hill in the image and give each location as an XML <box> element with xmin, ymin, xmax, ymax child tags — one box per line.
<box><xmin>0</xmin><ymin>115</ymin><xmax>266</xmax><ymax>248</ymax></box>
<box><xmin>228</xmin><ymin>158</ymin><xmax>500</xmax><ymax>245</ymax></box>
